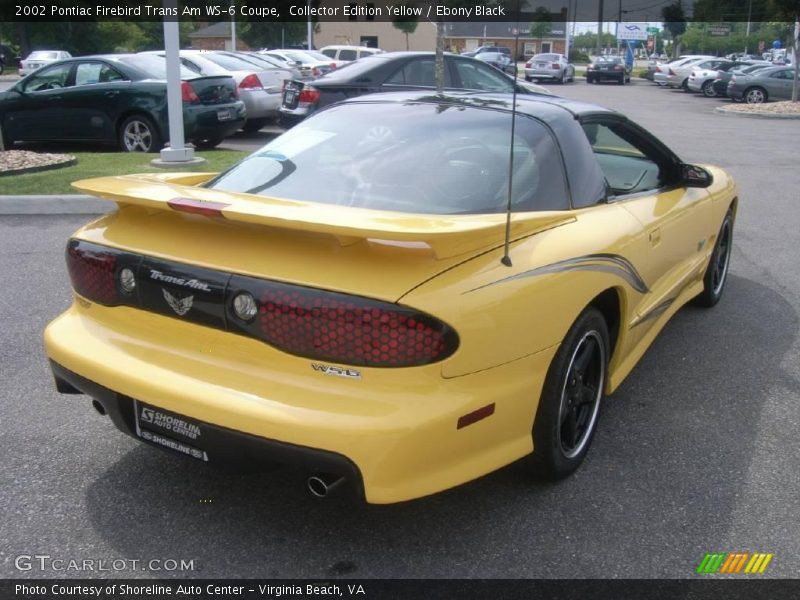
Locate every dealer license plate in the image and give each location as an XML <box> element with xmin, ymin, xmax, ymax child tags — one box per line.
<box><xmin>133</xmin><ymin>400</ymin><xmax>208</xmax><ymax>461</ymax></box>
<box><xmin>284</xmin><ymin>90</ymin><xmax>296</xmax><ymax>105</ymax></box>
<box><xmin>216</xmin><ymin>108</ymin><xmax>234</xmax><ymax>122</ymax></box>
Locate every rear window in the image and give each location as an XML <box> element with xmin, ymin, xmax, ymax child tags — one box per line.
<box><xmin>534</xmin><ymin>54</ymin><xmax>560</xmax><ymax>62</ymax></box>
<box><xmin>117</xmin><ymin>55</ymin><xmax>196</xmax><ymax>79</ymax></box>
<box><xmin>203</xmin><ymin>53</ymin><xmax>261</xmax><ymax>72</ymax></box>
<box><xmin>207</xmin><ymin>102</ymin><xmax>569</xmax><ymax>214</ymax></box>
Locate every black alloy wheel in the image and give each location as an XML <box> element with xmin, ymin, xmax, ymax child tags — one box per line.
<box><xmin>695</xmin><ymin>210</ymin><xmax>734</xmax><ymax>307</ymax></box>
<box><xmin>531</xmin><ymin>307</ymin><xmax>609</xmax><ymax>479</ymax></box>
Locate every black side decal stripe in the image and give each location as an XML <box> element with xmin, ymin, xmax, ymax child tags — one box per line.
<box><xmin>465</xmin><ymin>254</ymin><xmax>650</xmax><ymax>294</ymax></box>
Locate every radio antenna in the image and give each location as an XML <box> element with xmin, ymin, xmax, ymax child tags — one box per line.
<box><xmin>501</xmin><ymin>0</ymin><xmax>522</xmax><ymax>267</ymax></box>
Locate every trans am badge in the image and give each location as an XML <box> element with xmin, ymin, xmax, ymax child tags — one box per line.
<box><xmin>162</xmin><ymin>289</ymin><xmax>193</xmax><ymax>316</ymax></box>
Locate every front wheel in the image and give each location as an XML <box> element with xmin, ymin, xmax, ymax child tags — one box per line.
<box><xmin>530</xmin><ymin>308</ymin><xmax>609</xmax><ymax>479</ymax></box>
<box><xmin>695</xmin><ymin>210</ymin><xmax>734</xmax><ymax>307</ymax></box>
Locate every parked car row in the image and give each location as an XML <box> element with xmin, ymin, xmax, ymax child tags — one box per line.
<box><xmin>0</xmin><ymin>48</ymin><xmax>556</xmax><ymax>152</ymax></box>
<box><xmin>279</xmin><ymin>51</ymin><xmax>550</xmax><ymax>128</ymax></box>
<box><xmin>649</xmin><ymin>54</ymin><xmax>798</xmax><ymax>104</ymax></box>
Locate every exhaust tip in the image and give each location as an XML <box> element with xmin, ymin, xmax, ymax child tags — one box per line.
<box><xmin>307</xmin><ymin>474</ymin><xmax>345</xmax><ymax>498</ymax></box>
<box><xmin>91</xmin><ymin>400</ymin><xmax>107</xmax><ymax>416</ymax></box>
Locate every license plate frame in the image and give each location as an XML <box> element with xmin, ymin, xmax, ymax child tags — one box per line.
<box><xmin>133</xmin><ymin>400</ymin><xmax>208</xmax><ymax>462</ymax></box>
<box><xmin>216</xmin><ymin>108</ymin><xmax>234</xmax><ymax>122</ymax></box>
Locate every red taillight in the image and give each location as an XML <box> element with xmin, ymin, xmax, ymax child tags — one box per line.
<box><xmin>239</xmin><ymin>73</ymin><xmax>263</xmax><ymax>90</ymax></box>
<box><xmin>167</xmin><ymin>197</ymin><xmax>230</xmax><ymax>218</ymax></box>
<box><xmin>66</xmin><ymin>242</ymin><xmax>119</xmax><ymax>305</ymax></box>
<box><xmin>228</xmin><ymin>276</ymin><xmax>459</xmax><ymax>367</ymax></box>
<box><xmin>298</xmin><ymin>86</ymin><xmax>320</xmax><ymax>105</ymax></box>
<box><xmin>330</xmin><ymin>63</ymin><xmax>336</xmax><ymax>69</ymax></box>
<box><xmin>311</xmin><ymin>66</ymin><xmax>322</xmax><ymax>77</ymax></box>
<box><xmin>655</xmin><ymin>66</ymin><xmax>662</xmax><ymax>73</ymax></box>
<box><xmin>181</xmin><ymin>81</ymin><xmax>200</xmax><ymax>103</ymax></box>
<box><xmin>551</xmin><ymin>63</ymin><xmax>560</xmax><ymax>69</ymax></box>
<box><xmin>668</xmin><ymin>68</ymin><xmax>676</xmax><ymax>76</ymax></box>
<box><xmin>525</xmin><ymin>62</ymin><xmax>532</xmax><ymax>68</ymax></box>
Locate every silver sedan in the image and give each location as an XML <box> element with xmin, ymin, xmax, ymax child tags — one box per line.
<box><xmin>524</xmin><ymin>53</ymin><xmax>575</xmax><ymax>84</ymax></box>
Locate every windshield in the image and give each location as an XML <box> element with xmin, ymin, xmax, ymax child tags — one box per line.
<box><xmin>206</xmin><ymin>101</ymin><xmax>569</xmax><ymax>214</ymax></box>
<box><xmin>28</xmin><ymin>51</ymin><xmax>59</xmax><ymax>60</ymax></box>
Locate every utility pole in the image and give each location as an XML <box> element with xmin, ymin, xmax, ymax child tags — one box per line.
<box><xmin>792</xmin><ymin>16</ymin><xmax>799</xmax><ymax>102</ymax></box>
<box><xmin>744</xmin><ymin>0</ymin><xmax>752</xmax><ymax>55</ymax></box>
<box><xmin>597</xmin><ymin>0</ymin><xmax>604</xmax><ymax>57</ymax></box>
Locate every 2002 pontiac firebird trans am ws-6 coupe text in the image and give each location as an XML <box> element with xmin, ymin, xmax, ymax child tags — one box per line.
<box><xmin>44</xmin><ymin>92</ymin><xmax>738</xmax><ymax>503</ymax></box>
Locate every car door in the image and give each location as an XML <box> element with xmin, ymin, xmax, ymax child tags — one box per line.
<box><xmin>766</xmin><ymin>69</ymin><xmax>794</xmax><ymax>99</ymax></box>
<box><xmin>58</xmin><ymin>61</ymin><xmax>131</xmax><ymax>141</ymax></box>
<box><xmin>3</xmin><ymin>62</ymin><xmax>74</xmax><ymax>141</ymax></box>
<box><xmin>580</xmin><ymin>116</ymin><xmax>713</xmax><ymax>323</ymax></box>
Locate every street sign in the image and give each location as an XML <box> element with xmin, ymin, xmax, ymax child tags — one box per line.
<box><xmin>618</xmin><ymin>23</ymin><xmax>648</xmax><ymax>41</ymax></box>
<box><xmin>707</xmin><ymin>24</ymin><xmax>732</xmax><ymax>36</ymax></box>
<box><xmin>647</xmin><ymin>27</ymin><xmax>660</xmax><ymax>34</ymax></box>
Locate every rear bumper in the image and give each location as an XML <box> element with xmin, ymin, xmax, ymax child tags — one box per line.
<box><xmin>241</xmin><ymin>89</ymin><xmax>281</xmax><ymax>119</ymax></box>
<box><xmin>50</xmin><ymin>360</ymin><xmax>365</xmax><ymax>497</ymax></box>
<box><xmin>184</xmin><ymin>101</ymin><xmax>246</xmax><ymax>141</ymax></box>
<box><xmin>525</xmin><ymin>67</ymin><xmax>562</xmax><ymax>80</ymax></box>
<box><xmin>44</xmin><ymin>302</ymin><xmax>555</xmax><ymax>503</ymax></box>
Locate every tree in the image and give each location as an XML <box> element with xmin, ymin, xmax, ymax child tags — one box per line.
<box><xmin>240</xmin><ymin>22</ymin><xmax>307</xmax><ymax>51</ymax></box>
<box><xmin>662</xmin><ymin>1</ymin><xmax>688</xmax><ymax>58</ymax></box>
<box><xmin>529</xmin><ymin>6</ymin><xmax>552</xmax><ymax>50</ymax></box>
<box><xmin>392</xmin><ymin>2</ymin><xmax>419</xmax><ymax>51</ymax></box>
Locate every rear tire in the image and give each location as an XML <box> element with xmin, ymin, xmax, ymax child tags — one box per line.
<box><xmin>530</xmin><ymin>308</ymin><xmax>609</xmax><ymax>480</ymax></box>
<box><xmin>192</xmin><ymin>136</ymin><xmax>223</xmax><ymax>150</ymax></box>
<box><xmin>695</xmin><ymin>211</ymin><xmax>734</xmax><ymax>308</ymax></box>
<box><xmin>242</xmin><ymin>118</ymin><xmax>268</xmax><ymax>133</ymax></box>
<box><xmin>118</xmin><ymin>114</ymin><xmax>161</xmax><ymax>153</ymax></box>
<box><xmin>618</xmin><ymin>76</ymin><xmax>625</xmax><ymax>85</ymax></box>
<box><xmin>744</xmin><ymin>87</ymin><xmax>767</xmax><ymax>104</ymax></box>
<box><xmin>701</xmin><ymin>80</ymin><xmax>716</xmax><ymax>97</ymax></box>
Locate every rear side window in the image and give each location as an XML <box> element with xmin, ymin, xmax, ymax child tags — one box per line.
<box><xmin>321</xmin><ymin>49</ymin><xmax>336</xmax><ymax>58</ymax></box>
<box><xmin>208</xmin><ymin>102</ymin><xmax>570</xmax><ymax>214</ymax></box>
<box><xmin>385</xmin><ymin>58</ymin><xmax>450</xmax><ymax>87</ymax></box>
<box><xmin>75</xmin><ymin>63</ymin><xmax>125</xmax><ymax>85</ymax></box>
<box><xmin>339</xmin><ymin>49</ymin><xmax>357</xmax><ymax>61</ymax></box>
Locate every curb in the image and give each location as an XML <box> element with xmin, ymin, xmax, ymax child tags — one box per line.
<box><xmin>0</xmin><ymin>195</ymin><xmax>110</xmax><ymax>215</ymax></box>
<box><xmin>0</xmin><ymin>157</ymin><xmax>77</xmax><ymax>178</ymax></box>
<box><xmin>714</xmin><ymin>106</ymin><xmax>800</xmax><ymax>119</ymax></box>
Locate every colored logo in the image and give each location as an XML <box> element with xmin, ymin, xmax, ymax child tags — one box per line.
<box><xmin>697</xmin><ymin>552</ymin><xmax>773</xmax><ymax>574</ymax></box>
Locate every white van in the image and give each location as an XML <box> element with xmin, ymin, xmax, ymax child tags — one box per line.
<box><xmin>319</xmin><ymin>45</ymin><xmax>384</xmax><ymax>63</ymax></box>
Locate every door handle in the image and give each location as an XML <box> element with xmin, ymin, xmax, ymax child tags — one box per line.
<box><xmin>649</xmin><ymin>228</ymin><xmax>661</xmax><ymax>246</ymax></box>
<box><xmin>104</xmin><ymin>91</ymin><xmax>119</xmax><ymax>97</ymax></box>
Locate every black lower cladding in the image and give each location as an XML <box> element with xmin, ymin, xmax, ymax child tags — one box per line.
<box><xmin>49</xmin><ymin>361</ymin><xmax>364</xmax><ymax>498</ymax></box>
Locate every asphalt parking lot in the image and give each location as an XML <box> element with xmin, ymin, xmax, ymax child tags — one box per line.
<box><xmin>2</xmin><ymin>79</ymin><xmax>799</xmax><ymax>580</ymax></box>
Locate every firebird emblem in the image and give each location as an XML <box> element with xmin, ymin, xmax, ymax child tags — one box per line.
<box><xmin>162</xmin><ymin>289</ymin><xmax>193</xmax><ymax>316</ymax></box>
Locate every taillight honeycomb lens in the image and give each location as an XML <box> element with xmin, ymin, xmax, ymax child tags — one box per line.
<box><xmin>228</xmin><ymin>276</ymin><xmax>458</xmax><ymax>368</ymax></box>
<box><xmin>66</xmin><ymin>241</ymin><xmax>120</xmax><ymax>305</ymax></box>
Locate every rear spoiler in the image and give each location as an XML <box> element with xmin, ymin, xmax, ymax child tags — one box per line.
<box><xmin>72</xmin><ymin>174</ymin><xmax>575</xmax><ymax>259</ymax></box>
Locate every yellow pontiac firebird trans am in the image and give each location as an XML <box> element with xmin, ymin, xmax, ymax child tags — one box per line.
<box><xmin>44</xmin><ymin>92</ymin><xmax>737</xmax><ymax>503</ymax></box>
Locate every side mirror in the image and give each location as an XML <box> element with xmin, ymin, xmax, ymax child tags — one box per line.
<box><xmin>682</xmin><ymin>163</ymin><xmax>713</xmax><ymax>188</ymax></box>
